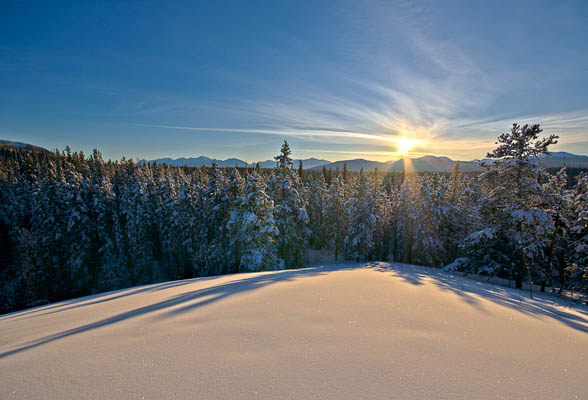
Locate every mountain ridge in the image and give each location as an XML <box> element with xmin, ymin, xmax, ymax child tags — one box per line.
<box><xmin>142</xmin><ymin>151</ymin><xmax>588</xmax><ymax>172</ymax></box>
<box><xmin>308</xmin><ymin>152</ymin><xmax>588</xmax><ymax>172</ymax></box>
<box><xmin>3</xmin><ymin>140</ymin><xmax>587</xmax><ymax>172</ymax></box>
<box><xmin>135</xmin><ymin>151</ymin><xmax>588</xmax><ymax>172</ymax></box>
<box><xmin>0</xmin><ymin>140</ymin><xmax>52</xmax><ymax>155</ymax></box>
<box><xmin>139</xmin><ymin>156</ymin><xmax>331</xmax><ymax>169</ymax></box>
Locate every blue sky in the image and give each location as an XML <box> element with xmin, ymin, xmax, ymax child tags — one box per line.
<box><xmin>1</xmin><ymin>0</ymin><xmax>587</xmax><ymax>162</ymax></box>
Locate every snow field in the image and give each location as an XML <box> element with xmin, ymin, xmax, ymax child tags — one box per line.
<box><xmin>1</xmin><ymin>262</ymin><xmax>587</xmax><ymax>399</ymax></box>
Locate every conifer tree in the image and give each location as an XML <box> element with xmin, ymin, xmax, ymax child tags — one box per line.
<box><xmin>307</xmin><ymin>174</ymin><xmax>328</xmax><ymax>250</ymax></box>
<box><xmin>537</xmin><ymin>167</ymin><xmax>573</xmax><ymax>291</ymax></box>
<box><xmin>202</xmin><ymin>162</ymin><xmax>229</xmax><ymax>275</ymax></box>
<box><xmin>227</xmin><ymin>171</ymin><xmax>280</xmax><ymax>271</ymax></box>
<box><xmin>568</xmin><ymin>172</ymin><xmax>588</xmax><ymax>288</ymax></box>
<box><xmin>325</xmin><ymin>175</ymin><xmax>347</xmax><ymax>261</ymax></box>
<box><xmin>468</xmin><ymin>123</ymin><xmax>558</xmax><ymax>287</ymax></box>
<box><xmin>345</xmin><ymin>170</ymin><xmax>376</xmax><ymax>261</ymax></box>
<box><xmin>298</xmin><ymin>160</ymin><xmax>304</xmax><ymax>180</ymax></box>
<box><xmin>270</xmin><ymin>141</ymin><xmax>310</xmax><ymax>267</ymax></box>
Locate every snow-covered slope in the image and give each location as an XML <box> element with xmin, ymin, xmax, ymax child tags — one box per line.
<box><xmin>1</xmin><ymin>262</ymin><xmax>587</xmax><ymax>399</ymax></box>
<box><xmin>0</xmin><ymin>140</ymin><xmax>51</xmax><ymax>154</ymax></box>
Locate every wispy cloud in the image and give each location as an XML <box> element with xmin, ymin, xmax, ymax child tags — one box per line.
<box><xmin>453</xmin><ymin>109</ymin><xmax>588</xmax><ymax>143</ymax></box>
<box><xmin>132</xmin><ymin>2</ymin><xmax>588</xmax><ymax>160</ymax></box>
<box><xmin>135</xmin><ymin>123</ymin><xmax>412</xmax><ymax>145</ymax></box>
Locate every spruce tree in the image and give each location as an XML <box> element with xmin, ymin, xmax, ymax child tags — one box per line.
<box><xmin>569</xmin><ymin>172</ymin><xmax>588</xmax><ymax>288</ymax></box>
<box><xmin>307</xmin><ymin>174</ymin><xmax>328</xmax><ymax>250</ymax></box>
<box><xmin>227</xmin><ymin>171</ymin><xmax>280</xmax><ymax>271</ymax></box>
<box><xmin>270</xmin><ymin>141</ymin><xmax>310</xmax><ymax>267</ymax></box>
<box><xmin>345</xmin><ymin>170</ymin><xmax>376</xmax><ymax>261</ymax></box>
<box><xmin>469</xmin><ymin>123</ymin><xmax>558</xmax><ymax>288</ymax></box>
<box><xmin>325</xmin><ymin>175</ymin><xmax>347</xmax><ymax>261</ymax></box>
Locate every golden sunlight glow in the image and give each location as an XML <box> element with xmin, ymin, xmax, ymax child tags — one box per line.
<box><xmin>395</xmin><ymin>137</ymin><xmax>419</xmax><ymax>156</ymax></box>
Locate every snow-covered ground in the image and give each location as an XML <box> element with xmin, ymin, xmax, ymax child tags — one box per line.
<box><xmin>1</xmin><ymin>262</ymin><xmax>587</xmax><ymax>399</ymax></box>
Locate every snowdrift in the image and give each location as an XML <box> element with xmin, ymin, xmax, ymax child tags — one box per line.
<box><xmin>1</xmin><ymin>262</ymin><xmax>587</xmax><ymax>399</ymax></box>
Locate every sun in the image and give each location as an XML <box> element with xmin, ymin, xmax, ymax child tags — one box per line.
<box><xmin>396</xmin><ymin>137</ymin><xmax>418</xmax><ymax>156</ymax></box>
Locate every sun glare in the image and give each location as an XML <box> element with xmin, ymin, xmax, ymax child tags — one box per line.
<box><xmin>395</xmin><ymin>137</ymin><xmax>418</xmax><ymax>156</ymax></box>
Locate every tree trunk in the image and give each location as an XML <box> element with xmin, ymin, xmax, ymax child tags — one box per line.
<box><xmin>543</xmin><ymin>216</ymin><xmax>560</xmax><ymax>293</ymax></box>
<box><xmin>514</xmin><ymin>261</ymin><xmax>524</xmax><ymax>289</ymax></box>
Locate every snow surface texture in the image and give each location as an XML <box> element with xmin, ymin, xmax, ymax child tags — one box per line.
<box><xmin>1</xmin><ymin>262</ymin><xmax>587</xmax><ymax>399</ymax></box>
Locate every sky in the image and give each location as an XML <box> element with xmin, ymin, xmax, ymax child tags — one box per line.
<box><xmin>1</xmin><ymin>0</ymin><xmax>588</xmax><ymax>162</ymax></box>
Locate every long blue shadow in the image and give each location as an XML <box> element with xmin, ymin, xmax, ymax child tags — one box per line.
<box><xmin>0</xmin><ymin>264</ymin><xmax>356</xmax><ymax>359</ymax></box>
<box><xmin>374</xmin><ymin>262</ymin><xmax>588</xmax><ymax>334</ymax></box>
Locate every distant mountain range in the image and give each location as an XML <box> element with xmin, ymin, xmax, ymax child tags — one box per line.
<box><xmin>309</xmin><ymin>156</ymin><xmax>480</xmax><ymax>173</ymax></box>
<box><xmin>140</xmin><ymin>156</ymin><xmax>330</xmax><ymax>169</ymax></box>
<box><xmin>536</xmin><ymin>152</ymin><xmax>588</xmax><ymax>169</ymax></box>
<box><xmin>142</xmin><ymin>152</ymin><xmax>588</xmax><ymax>172</ymax></box>
<box><xmin>3</xmin><ymin>140</ymin><xmax>588</xmax><ymax>172</ymax></box>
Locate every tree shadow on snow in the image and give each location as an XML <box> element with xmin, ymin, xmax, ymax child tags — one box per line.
<box><xmin>369</xmin><ymin>262</ymin><xmax>488</xmax><ymax>312</ymax></box>
<box><xmin>0</xmin><ymin>279</ymin><xmax>209</xmax><ymax>322</ymax></box>
<box><xmin>371</xmin><ymin>262</ymin><xmax>588</xmax><ymax>334</ymax></box>
<box><xmin>0</xmin><ymin>264</ymin><xmax>356</xmax><ymax>359</ymax></box>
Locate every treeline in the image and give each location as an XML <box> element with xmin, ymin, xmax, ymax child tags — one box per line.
<box><xmin>1</xmin><ymin>124</ymin><xmax>587</xmax><ymax>313</ymax></box>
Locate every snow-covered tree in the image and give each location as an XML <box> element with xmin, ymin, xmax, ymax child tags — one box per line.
<box><xmin>371</xmin><ymin>186</ymin><xmax>392</xmax><ymax>261</ymax></box>
<box><xmin>538</xmin><ymin>167</ymin><xmax>573</xmax><ymax>291</ymax></box>
<box><xmin>202</xmin><ymin>162</ymin><xmax>230</xmax><ymax>275</ymax></box>
<box><xmin>227</xmin><ymin>171</ymin><xmax>280</xmax><ymax>271</ymax></box>
<box><xmin>325</xmin><ymin>175</ymin><xmax>348</xmax><ymax>261</ymax></box>
<box><xmin>412</xmin><ymin>174</ymin><xmax>448</xmax><ymax>267</ymax></box>
<box><xmin>466</xmin><ymin>123</ymin><xmax>558</xmax><ymax>287</ymax></box>
<box><xmin>345</xmin><ymin>170</ymin><xmax>376</xmax><ymax>261</ymax></box>
<box><xmin>568</xmin><ymin>172</ymin><xmax>588</xmax><ymax>288</ymax></box>
<box><xmin>270</xmin><ymin>141</ymin><xmax>310</xmax><ymax>267</ymax></box>
<box><xmin>307</xmin><ymin>174</ymin><xmax>328</xmax><ymax>250</ymax></box>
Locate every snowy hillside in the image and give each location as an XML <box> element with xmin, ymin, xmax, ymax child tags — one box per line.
<box><xmin>0</xmin><ymin>139</ymin><xmax>51</xmax><ymax>154</ymax></box>
<box><xmin>2</xmin><ymin>262</ymin><xmax>587</xmax><ymax>399</ymax></box>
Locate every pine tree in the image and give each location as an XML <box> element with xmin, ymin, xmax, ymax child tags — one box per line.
<box><xmin>468</xmin><ymin>123</ymin><xmax>558</xmax><ymax>288</ymax></box>
<box><xmin>307</xmin><ymin>174</ymin><xmax>328</xmax><ymax>250</ymax></box>
<box><xmin>568</xmin><ymin>172</ymin><xmax>588</xmax><ymax>289</ymax></box>
<box><xmin>202</xmin><ymin>162</ymin><xmax>230</xmax><ymax>275</ymax></box>
<box><xmin>540</xmin><ymin>167</ymin><xmax>573</xmax><ymax>291</ymax></box>
<box><xmin>396</xmin><ymin>177</ymin><xmax>419</xmax><ymax>264</ymax></box>
<box><xmin>345</xmin><ymin>170</ymin><xmax>376</xmax><ymax>261</ymax></box>
<box><xmin>413</xmin><ymin>174</ymin><xmax>447</xmax><ymax>267</ymax></box>
<box><xmin>270</xmin><ymin>141</ymin><xmax>310</xmax><ymax>267</ymax></box>
<box><xmin>372</xmin><ymin>184</ymin><xmax>392</xmax><ymax>261</ymax></box>
<box><xmin>298</xmin><ymin>160</ymin><xmax>304</xmax><ymax>180</ymax></box>
<box><xmin>325</xmin><ymin>175</ymin><xmax>347</xmax><ymax>261</ymax></box>
<box><xmin>227</xmin><ymin>171</ymin><xmax>280</xmax><ymax>271</ymax></box>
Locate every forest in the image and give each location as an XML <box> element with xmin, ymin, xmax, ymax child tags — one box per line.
<box><xmin>1</xmin><ymin>123</ymin><xmax>587</xmax><ymax>313</ymax></box>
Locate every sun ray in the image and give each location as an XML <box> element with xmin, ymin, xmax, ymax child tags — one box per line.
<box><xmin>394</xmin><ymin>137</ymin><xmax>420</xmax><ymax>157</ymax></box>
